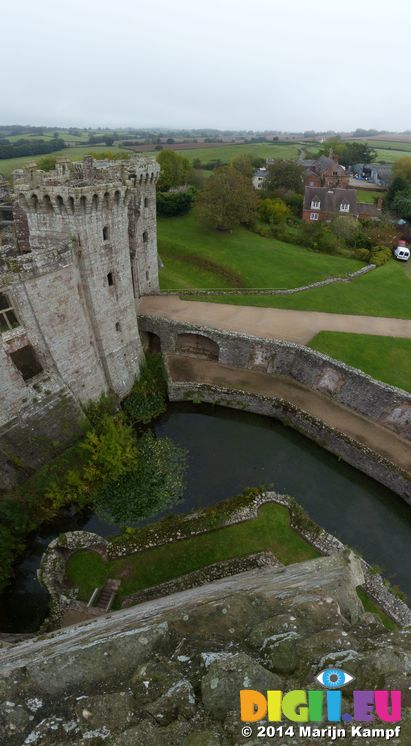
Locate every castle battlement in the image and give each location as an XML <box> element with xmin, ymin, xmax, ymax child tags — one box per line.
<box><xmin>12</xmin><ymin>154</ymin><xmax>160</xmax><ymax>190</ymax></box>
<box><xmin>0</xmin><ymin>156</ymin><xmax>160</xmax><ymax>489</ymax></box>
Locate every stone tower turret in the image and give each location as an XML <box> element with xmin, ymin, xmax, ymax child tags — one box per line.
<box><xmin>0</xmin><ymin>155</ymin><xmax>160</xmax><ymax>488</ymax></box>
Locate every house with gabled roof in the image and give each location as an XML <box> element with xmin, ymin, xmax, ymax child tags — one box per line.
<box><xmin>302</xmin><ymin>185</ymin><xmax>382</xmax><ymax>222</ymax></box>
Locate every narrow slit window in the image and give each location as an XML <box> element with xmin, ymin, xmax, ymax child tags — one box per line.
<box><xmin>143</xmin><ymin>231</ymin><xmax>148</xmax><ymax>243</ymax></box>
<box><xmin>103</xmin><ymin>225</ymin><xmax>110</xmax><ymax>241</ymax></box>
<box><xmin>10</xmin><ymin>345</ymin><xmax>43</xmax><ymax>381</ymax></box>
<box><xmin>107</xmin><ymin>272</ymin><xmax>114</xmax><ymax>287</ymax></box>
<box><xmin>115</xmin><ymin>322</ymin><xmax>121</xmax><ymax>332</ymax></box>
<box><xmin>0</xmin><ymin>293</ymin><xmax>20</xmax><ymax>333</ymax></box>
<box><xmin>144</xmin><ymin>197</ymin><xmax>149</xmax><ymax>208</ymax></box>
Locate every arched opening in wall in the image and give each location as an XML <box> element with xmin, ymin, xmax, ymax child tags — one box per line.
<box><xmin>146</xmin><ymin>331</ymin><xmax>161</xmax><ymax>353</ymax></box>
<box><xmin>115</xmin><ymin>322</ymin><xmax>121</xmax><ymax>333</ymax></box>
<box><xmin>144</xmin><ymin>197</ymin><xmax>149</xmax><ymax>208</ymax></box>
<box><xmin>103</xmin><ymin>225</ymin><xmax>110</xmax><ymax>241</ymax></box>
<box><xmin>176</xmin><ymin>333</ymin><xmax>219</xmax><ymax>361</ymax></box>
<box><xmin>30</xmin><ymin>194</ymin><xmax>39</xmax><ymax>210</ymax></box>
<box><xmin>143</xmin><ymin>231</ymin><xmax>148</xmax><ymax>243</ymax></box>
<box><xmin>103</xmin><ymin>192</ymin><xmax>110</xmax><ymax>209</ymax></box>
<box><xmin>43</xmin><ymin>195</ymin><xmax>53</xmax><ymax>213</ymax></box>
<box><xmin>56</xmin><ymin>195</ymin><xmax>64</xmax><ymax>212</ymax></box>
<box><xmin>80</xmin><ymin>195</ymin><xmax>87</xmax><ymax>214</ymax></box>
<box><xmin>92</xmin><ymin>194</ymin><xmax>99</xmax><ymax>211</ymax></box>
<box><xmin>114</xmin><ymin>190</ymin><xmax>121</xmax><ymax>206</ymax></box>
<box><xmin>107</xmin><ymin>271</ymin><xmax>114</xmax><ymax>287</ymax></box>
<box><xmin>68</xmin><ymin>196</ymin><xmax>75</xmax><ymax>214</ymax></box>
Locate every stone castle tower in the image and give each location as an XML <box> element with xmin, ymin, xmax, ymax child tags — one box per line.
<box><xmin>0</xmin><ymin>155</ymin><xmax>160</xmax><ymax>488</ymax></box>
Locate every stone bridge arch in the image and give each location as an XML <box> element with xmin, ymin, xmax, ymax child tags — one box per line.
<box><xmin>176</xmin><ymin>332</ymin><xmax>219</xmax><ymax>361</ymax></box>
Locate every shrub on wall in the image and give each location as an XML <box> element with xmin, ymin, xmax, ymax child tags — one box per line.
<box><xmin>123</xmin><ymin>354</ymin><xmax>167</xmax><ymax>424</ymax></box>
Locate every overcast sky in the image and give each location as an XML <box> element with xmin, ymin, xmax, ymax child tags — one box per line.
<box><xmin>2</xmin><ymin>0</ymin><xmax>410</xmax><ymax>131</ymax></box>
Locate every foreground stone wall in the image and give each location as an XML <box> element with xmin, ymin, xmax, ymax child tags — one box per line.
<box><xmin>139</xmin><ymin>315</ymin><xmax>411</xmax><ymax>441</ymax></box>
<box><xmin>1</xmin><ymin>554</ymin><xmax>411</xmax><ymax>745</ymax></box>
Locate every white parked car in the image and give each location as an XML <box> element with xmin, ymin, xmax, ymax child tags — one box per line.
<box><xmin>393</xmin><ymin>242</ymin><xmax>410</xmax><ymax>262</ymax></box>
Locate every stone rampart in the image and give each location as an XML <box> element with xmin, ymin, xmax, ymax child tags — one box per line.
<box><xmin>138</xmin><ymin>314</ymin><xmax>411</xmax><ymax>442</ymax></box>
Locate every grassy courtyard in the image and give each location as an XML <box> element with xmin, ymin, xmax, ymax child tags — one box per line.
<box><xmin>309</xmin><ymin>332</ymin><xmax>411</xmax><ymax>393</ymax></box>
<box><xmin>66</xmin><ymin>502</ymin><xmax>319</xmax><ymax>605</ymax></box>
<box><xmin>158</xmin><ymin>214</ymin><xmax>361</xmax><ymax>290</ymax></box>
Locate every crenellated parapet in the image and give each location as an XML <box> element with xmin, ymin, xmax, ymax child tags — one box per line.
<box><xmin>13</xmin><ymin>154</ymin><xmax>160</xmax><ymax>190</ymax></box>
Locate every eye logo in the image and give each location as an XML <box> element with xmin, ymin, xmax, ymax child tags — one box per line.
<box><xmin>316</xmin><ymin>668</ymin><xmax>354</xmax><ymax>689</ymax></box>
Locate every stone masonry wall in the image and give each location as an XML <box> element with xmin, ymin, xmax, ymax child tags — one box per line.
<box><xmin>0</xmin><ymin>157</ymin><xmax>160</xmax><ymax>489</ymax></box>
<box><xmin>139</xmin><ymin>315</ymin><xmax>411</xmax><ymax>441</ymax></box>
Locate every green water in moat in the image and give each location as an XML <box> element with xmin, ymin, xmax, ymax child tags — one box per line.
<box><xmin>1</xmin><ymin>402</ymin><xmax>411</xmax><ymax>633</ymax></box>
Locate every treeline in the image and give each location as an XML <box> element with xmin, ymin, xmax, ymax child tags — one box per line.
<box><xmin>0</xmin><ymin>138</ymin><xmax>66</xmax><ymax>160</ymax></box>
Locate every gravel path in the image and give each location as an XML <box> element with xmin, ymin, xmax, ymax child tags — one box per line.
<box><xmin>138</xmin><ymin>296</ymin><xmax>411</xmax><ymax>344</ymax></box>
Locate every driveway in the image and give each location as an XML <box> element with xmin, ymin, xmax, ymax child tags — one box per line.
<box><xmin>138</xmin><ymin>296</ymin><xmax>411</xmax><ymax>345</ymax></box>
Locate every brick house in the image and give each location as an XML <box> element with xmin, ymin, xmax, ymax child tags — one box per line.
<box><xmin>302</xmin><ymin>153</ymin><xmax>349</xmax><ymax>189</ymax></box>
<box><xmin>302</xmin><ymin>185</ymin><xmax>382</xmax><ymax>222</ymax></box>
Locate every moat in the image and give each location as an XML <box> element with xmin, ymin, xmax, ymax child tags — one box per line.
<box><xmin>2</xmin><ymin>402</ymin><xmax>411</xmax><ymax>633</ymax></box>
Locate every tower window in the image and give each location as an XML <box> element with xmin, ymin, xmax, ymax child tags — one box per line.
<box><xmin>103</xmin><ymin>225</ymin><xmax>110</xmax><ymax>241</ymax></box>
<box><xmin>115</xmin><ymin>322</ymin><xmax>121</xmax><ymax>332</ymax></box>
<box><xmin>144</xmin><ymin>197</ymin><xmax>149</xmax><ymax>208</ymax></box>
<box><xmin>0</xmin><ymin>293</ymin><xmax>20</xmax><ymax>333</ymax></box>
<box><xmin>146</xmin><ymin>271</ymin><xmax>149</xmax><ymax>281</ymax></box>
<box><xmin>107</xmin><ymin>272</ymin><xmax>114</xmax><ymax>287</ymax></box>
<box><xmin>10</xmin><ymin>345</ymin><xmax>43</xmax><ymax>381</ymax></box>
<box><xmin>143</xmin><ymin>231</ymin><xmax>148</xmax><ymax>243</ymax></box>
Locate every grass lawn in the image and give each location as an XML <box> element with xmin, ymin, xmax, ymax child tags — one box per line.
<box><xmin>355</xmin><ymin>189</ymin><xmax>383</xmax><ymax>204</ymax></box>
<box><xmin>65</xmin><ymin>502</ymin><xmax>319</xmax><ymax>605</ymax></box>
<box><xmin>308</xmin><ymin>332</ymin><xmax>411</xmax><ymax>393</ymax></box>
<box><xmin>158</xmin><ymin>214</ymin><xmax>361</xmax><ymax>290</ymax></box>
<box><xmin>356</xmin><ymin>589</ymin><xmax>397</xmax><ymax>631</ymax></box>
<box><xmin>0</xmin><ymin>145</ymin><xmax>131</xmax><ymax>178</ymax></box>
<box><xmin>184</xmin><ymin>260</ymin><xmax>411</xmax><ymax>319</ymax></box>
<box><xmin>150</xmin><ymin>142</ymin><xmax>301</xmax><ymax>163</ymax></box>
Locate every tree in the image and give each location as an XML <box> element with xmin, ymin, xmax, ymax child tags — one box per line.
<box><xmin>258</xmin><ymin>198</ymin><xmax>290</xmax><ymax>224</ymax></box>
<box><xmin>232</xmin><ymin>154</ymin><xmax>254</xmax><ymax>178</ymax></box>
<box><xmin>265</xmin><ymin>160</ymin><xmax>304</xmax><ymax>194</ymax></box>
<box><xmin>392</xmin><ymin>157</ymin><xmax>411</xmax><ymax>184</ymax></box>
<box><xmin>319</xmin><ymin>138</ymin><xmax>376</xmax><ymax>166</ymax></box>
<box><xmin>157</xmin><ymin>149</ymin><xmax>190</xmax><ymax>191</ymax></box>
<box><xmin>385</xmin><ymin>173</ymin><xmax>411</xmax><ymax>220</ymax></box>
<box><xmin>196</xmin><ymin>165</ymin><xmax>257</xmax><ymax>230</ymax></box>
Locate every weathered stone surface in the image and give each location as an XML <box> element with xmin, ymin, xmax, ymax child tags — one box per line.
<box><xmin>201</xmin><ymin>653</ymin><xmax>282</xmax><ymax>720</ymax></box>
<box><xmin>74</xmin><ymin>690</ymin><xmax>135</xmax><ymax>733</ymax></box>
<box><xmin>1</xmin><ymin>554</ymin><xmax>410</xmax><ymax>745</ymax></box>
<box><xmin>0</xmin><ymin>156</ymin><xmax>159</xmax><ymax>488</ymax></box>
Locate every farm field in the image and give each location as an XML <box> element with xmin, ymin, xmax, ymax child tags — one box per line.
<box><xmin>183</xmin><ymin>260</ymin><xmax>411</xmax><ymax>319</ymax></box>
<box><xmin>150</xmin><ymin>141</ymin><xmax>302</xmax><ymax>163</ymax></box>
<box><xmin>309</xmin><ymin>332</ymin><xmax>411</xmax><ymax>393</ymax></box>
<box><xmin>0</xmin><ymin>145</ymin><xmax>131</xmax><ymax>178</ymax></box>
<box><xmin>158</xmin><ymin>214</ymin><xmax>361</xmax><ymax>290</ymax></box>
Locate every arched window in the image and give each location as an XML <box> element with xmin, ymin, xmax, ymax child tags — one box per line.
<box><xmin>144</xmin><ymin>197</ymin><xmax>149</xmax><ymax>208</ymax></box>
<box><xmin>107</xmin><ymin>272</ymin><xmax>114</xmax><ymax>287</ymax></box>
<box><xmin>143</xmin><ymin>231</ymin><xmax>148</xmax><ymax>243</ymax></box>
<box><xmin>103</xmin><ymin>225</ymin><xmax>110</xmax><ymax>241</ymax></box>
